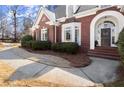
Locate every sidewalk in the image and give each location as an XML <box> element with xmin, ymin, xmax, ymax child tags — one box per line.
<box><xmin>0</xmin><ymin>44</ymin><xmax>120</xmax><ymax>86</ymax></box>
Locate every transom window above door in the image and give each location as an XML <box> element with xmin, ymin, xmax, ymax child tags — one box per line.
<box><xmin>62</xmin><ymin>22</ymin><xmax>81</xmax><ymax>45</ymax></box>
<box><xmin>41</xmin><ymin>28</ymin><xmax>48</xmax><ymax>41</ymax></box>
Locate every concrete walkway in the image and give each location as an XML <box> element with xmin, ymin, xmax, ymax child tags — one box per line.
<box><xmin>0</xmin><ymin>43</ymin><xmax>120</xmax><ymax>86</ymax></box>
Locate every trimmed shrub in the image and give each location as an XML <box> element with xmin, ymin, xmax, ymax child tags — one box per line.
<box><xmin>26</xmin><ymin>40</ymin><xmax>34</xmax><ymax>48</ymax></box>
<box><xmin>117</xmin><ymin>28</ymin><xmax>124</xmax><ymax>63</ymax></box>
<box><xmin>21</xmin><ymin>41</ymin><xmax>32</xmax><ymax>48</ymax></box>
<box><xmin>51</xmin><ymin>43</ymin><xmax>61</xmax><ymax>52</ymax></box>
<box><xmin>21</xmin><ymin>35</ymin><xmax>33</xmax><ymax>47</ymax></box>
<box><xmin>21</xmin><ymin>35</ymin><xmax>33</xmax><ymax>41</ymax></box>
<box><xmin>32</xmin><ymin>41</ymin><xmax>51</xmax><ymax>50</ymax></box>
<box><xmin>51</xmin><ymin>42</ymin><xmax>79</xmax><ymax>54</ymax></box>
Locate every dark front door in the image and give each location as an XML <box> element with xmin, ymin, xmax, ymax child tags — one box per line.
<box><xmin>101</xmin><ymin>28</ymin><xmax>111</xmax><ymax>47</ymax></box>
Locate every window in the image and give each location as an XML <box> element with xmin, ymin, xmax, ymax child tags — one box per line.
<box><xmin>41</xmin><ymin>29</ymin><xmax>48</xmax><ymax>41</ymax></box>
<box><xmin>62</xmin><ymin>23</ymin><xmax>81</xmax><ymax>45</ymax></box>
<box><xmin>112</xmin><ymin>36</ymin><xmax>115</xmax><ymax>44</ymax></box>
<box><xmin>65</xmin><ymin>27</ymin><xmax>71</xmax><ymax>41</ymax></box>
<box><xmin>112</xmin><ymin>28</ymin><xmax>115</xmax><ymax>44</ymax></box>
<box><xmin>75</xmin><ymin>26</ymin><xmax>79</xmax><ymax>43</ymax></box>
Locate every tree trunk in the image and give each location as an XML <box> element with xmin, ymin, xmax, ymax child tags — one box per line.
<box><xmin>1</xmin><ymin>21</ymin><xmax>4</xmax><ymax>42</ymax></box>
<box><xmin>2</xmin><ymin>28</ymin><xmax>4</xmax><ymax>41</ymax></box>
<box><xmin>14</xmin><ymin>12</ymin><xmax>17</xmax><ymax>42</ymax></box>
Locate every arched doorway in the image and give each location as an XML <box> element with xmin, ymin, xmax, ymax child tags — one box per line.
<box><xmin>95</xmin><ymin>19</ymin><xmax>116</xmax><ymax>47</ymax></box>
<box><xmin>90</xmin><ymin>11</ymin><xmax>124</xmax><ymax>49</ymax></box>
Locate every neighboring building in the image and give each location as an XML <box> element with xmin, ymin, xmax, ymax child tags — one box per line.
<box><xmin>31</xmin><ymin>5</ymin><xmax>124</xmax><ymax>60</ymax></box>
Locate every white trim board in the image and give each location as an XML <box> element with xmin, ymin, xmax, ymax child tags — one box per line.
<box><xmin>62</xmin><ymin>22</ymin><xmax>81</xmax><ymax>45</ymax></box>
<box><xmin>33</xmin><ymin>7</ymin><xmax>55</xmax><ymax>27</ymax></box>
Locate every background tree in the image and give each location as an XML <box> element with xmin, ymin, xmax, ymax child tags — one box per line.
<box><xmin>9</xmin><ymin>5</ymin><xmax>19</xmax><ymax>42</ymax></box>
<box><xmin>0</xmin><ymin>17</ymin><xmax>7</xmax><ymax>41</ymax></box>
<box><xmin>22</xmin><ymin>17</ymin><xmax>33</xmax><ymax>36</ymax></box>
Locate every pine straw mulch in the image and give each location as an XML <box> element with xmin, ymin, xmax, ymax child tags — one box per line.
<box><xmin>25</xmin><ymin>49</ymin><xmax>91</xmax><ymax>68</ymax></box>
<box><xmin>6</xmin><ymin>80</ymin><xmax>65</xmax><ymax>87</ymax></box>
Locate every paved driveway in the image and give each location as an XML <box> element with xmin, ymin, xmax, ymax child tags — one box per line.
<box><xmin>0</xmin><ymin>44</ymin><xmax>120</xmax><ymax>86</ymax></box>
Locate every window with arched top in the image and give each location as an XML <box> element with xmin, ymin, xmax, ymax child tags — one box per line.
<box><xmin>104</xmin><ymin>21</ymin><xmax>115</xmax><ymax>26</ymax></box>
<box><xmin>97</xmin><ymin>21</ymin><xmax>115</xmax><ymax>29</ymax></box>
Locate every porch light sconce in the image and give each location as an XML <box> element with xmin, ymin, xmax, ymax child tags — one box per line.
<box><xmin>104</xmin><ymin>16</ymin><xmax>107</xmax><ymax>20</ymax></box>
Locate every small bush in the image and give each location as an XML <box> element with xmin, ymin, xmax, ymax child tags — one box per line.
<box><xmin>117</xmin><ymin>28</ymin><xmax>124</xmax><ymax>63</ymax></box>
<box><xmin>21</xmin><ymin>40</ymin><xmax>32</xmax><ymax>48</ymax></box>
<box><xmin>21</xmin><ymin>35</ymin><xmax>33</xmax><ymax>42</ymax></box>
<box><xmin>26</xmin><ymin>40</ymin><xmax>34</xmax><ymax>48</ymax></box>
<box><xmin>51</xmin><ymin>42</ymin><xmax>79</xmax><ymax>54</ymax></box>
<box><xmin>32</xmin><ymin>41</ymin><xmax>51</xmax><ymax>50</ymax></box>
<box><xmin>21</xmin><ymin>35</ymin><xmax>33</xmax><ymax>47</ymax></box>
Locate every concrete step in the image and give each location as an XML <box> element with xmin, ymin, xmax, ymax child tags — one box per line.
<box><xmin>88</xmin><ymin>53</ymin><xmax>120</xmax><ymax>60</ymax></box>
<box><xmin>88</xmin><ymin>51</ymin><xmax>120</xmax><ymax>57</ymax></box>
<box><xmin>88</xmin><ymin>47</ymin><xmax>120</xmax><ymax>60</ymax></box>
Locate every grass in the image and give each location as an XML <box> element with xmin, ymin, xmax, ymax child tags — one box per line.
<box><xmin>104</xmin><ymin>63</ymin><xmax>124</xmax><ymax>87</ymax></box>
<box><xmin>0</xmin><ymin>43</ymin><xmax>4</xmax><ymax>49</ymax></box>
<box><xmin>0</xmin><ymin>61</ymin><xmax>15</xmax><ymax>86</ymax></box>
<box><xmin>7</xmin><ymin>80</ymin><xmax>64</xmax><ymax>87</ymax></box>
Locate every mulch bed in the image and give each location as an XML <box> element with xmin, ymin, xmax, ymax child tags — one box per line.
<box><xmin>23</xmin><ymin>48</ymin><xmax>91</xmax><ymax>68</ymax></box>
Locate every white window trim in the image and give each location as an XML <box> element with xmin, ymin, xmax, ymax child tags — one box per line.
<box><xmin>41</xmin><ymin>28</ymin><xmax>48</xmax><ymax>41</ymax></box>
<box><xmin>62</xmin><ymin>22</ymin><xmax>81</xmax><ymax>45</ymax></box>
<box><xmin>33</xmin><ymin>7</ymin><xmax>55</xmax><ymax>27</ymax></box>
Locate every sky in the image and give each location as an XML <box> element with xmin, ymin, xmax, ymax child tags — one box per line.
<box><xmin>0</xmin><ymin>5</ymin><xmax>57</xmax><ymax>33</ymax></box>
<box><xmin>0</xmin><ymin>5</ymin><xmax>57</xmax><ymax>20</ymax></box>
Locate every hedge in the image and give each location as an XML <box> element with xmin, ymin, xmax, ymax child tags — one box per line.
<box><xmin>51</xmin><ymin>42</ymin><xmax>79</xmax><ymax>54</ymax></box>
<box><xmin>117</xmin><ymin>28</ymin><xmax>124</xmax><ymax>63</ymax></box>
<box><xmin>21</xmin><ymin>35</ymin><xmax>33</xmax><ymax>47</ymax></box>
<box><xmin>31</xmin><ymin>41</ymin><xmax>51</xmax><ymax>50</ymax></box>
<box><xmin>26</xmin><ymin>40</ymin><xmax>34</xmax><ymax>48</ymax></box>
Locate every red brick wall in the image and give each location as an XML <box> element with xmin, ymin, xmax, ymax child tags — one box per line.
<box><xmin>33</xmin><ymin>6</ymin><xmax>124</xmax><ymax>52</ymax></box>
<box><xmin>56</xmin><ymin>6</ymin><xmax>124</xmax><ymax>52</ymax></box>
<box><xmin>56</xmin><ymin>25</ymin><xmax>62</xmax><ymax>42</ymax></box>
<box><xmin>77</xmin><ymin>15</ymin><xmax>95</xmax><ymax>52</ymax></box>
